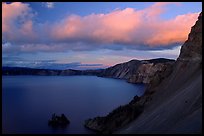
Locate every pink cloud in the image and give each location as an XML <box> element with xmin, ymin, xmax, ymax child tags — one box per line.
<box><xmin>51</xmin><ymin>8</ymin><xmax>142</xmax><ymax>43</ymax></box>
<box><xmin>145</xmin><ymin>13</ymin><xmax>199</xmax><ymax>46</ymax></box>
<box><xmin>51</xmin><ymin>2</ymin><xmax>199</xmax><ymax>48</ymax></box>
<box><xmin>2</xmin><ymin>2</ymin><xmax>200</xmax><ymax>53</ymax></box>
<box><xmin>2</xmin><ymin>2</ymin><xmax>36</xmax><ymax>42</ymax></box>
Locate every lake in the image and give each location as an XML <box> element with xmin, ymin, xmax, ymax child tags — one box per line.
<box><xmin>2</xmin><ymin>76</ymin><xmax>145</xmax><ymax>134</ymax></box>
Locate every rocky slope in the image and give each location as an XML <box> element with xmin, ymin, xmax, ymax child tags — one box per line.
<box><xmin>84</xmin><ymin>12</ymin><xmax>202</xmax><ymax>134</ymax></box>
<box><xmin>117</xmin><ymin>12</ymin><xmax>202</xmax><ymax>134</ymax></box>
<box><xmin>84</xmin><ymin>59</ymin><xmax>175</xmax><ymax>133</ymax></box>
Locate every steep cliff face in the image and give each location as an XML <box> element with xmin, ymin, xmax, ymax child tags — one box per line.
<box><xmin>178</xmin><ymin>12</ymin><xmax>202</xmax><ymax>61</ymax></box>
<box><xmin>118</xmin><ymin>12</ymin><xmax>202</xmax><ymax>134</ymax></box>
<box><xmin>128</xmin><ymin>61</ymin><xmax>174</xmax><ymax>84</ymax></box>
<box><xmin>99</xmin><ymin>60</ymin><xmax>141</xmax><ymax>79</ymax></box>
<box><xmin>100</xmin><ymin>58</ymin><xmax>175</xmax><ymax>84</ymax></box>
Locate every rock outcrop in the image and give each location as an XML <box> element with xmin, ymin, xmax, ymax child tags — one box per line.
<box><xmin>178</xmin><ymin>12</ymin><xmax>202</xmax><ymax>61</ymax></box>
<box><xmin>48</xmin><ymin>113</ymin><xmax>70</xmax><ymax>128</ymax></box>
<box><xmin>128</xmin><ymin>61</ymin><xmax>174</xmax><ymax>84</ymax></box>
<box><xmin>99</xmin><ymin>58</ymin><xmax>174</xmax><ymax>82</ymax></box>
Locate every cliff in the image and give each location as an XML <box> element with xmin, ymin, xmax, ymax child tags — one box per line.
<box><xmin>99</xmin><ymin>60</ymin><xmax>141</xmax><ymax>79</ymax></box>
<box><xmin>99</xmin><ymin>58</ymin><xmax>174</xmax><ymax>85</ymax></box>
<box><xmin>84</xmin><ymin>12</ymin><xmax>202</xmax><ymax>134</ymax></box>
<box><xmin>128</xmin><ymin>59</ymin><xmax>174</xmax><ymax>84</ymax></box>
<box><xmin>117</xmin><ymin>12</ymin><xmax>202</xmax><ymax>134</ymax></box>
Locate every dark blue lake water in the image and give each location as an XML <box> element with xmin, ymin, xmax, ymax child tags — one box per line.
<box><xmin>2</xmin><ymin>76</ymin><xmax>145</xmax><ymax>134</ymax></box>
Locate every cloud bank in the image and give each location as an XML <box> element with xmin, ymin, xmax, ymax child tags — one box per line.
<box><xmin>2</xmin><ymin>2</ymin><xmax>199</xmax><ymax>53</ymax></box>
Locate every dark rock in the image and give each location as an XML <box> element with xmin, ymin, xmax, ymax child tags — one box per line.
<box><xmin>48</xmin><ymin>113</ymin><xmax>70</xmax><ymax>128</ymax></box>
<box><xmin>84</xmin><ymin>95</ymin><xmax>144</xmax><ymax>134</ymax></box>
<box><xmin>178</xmin><ymin>12</ymin><xmax>202</xmax><ymax>61</ymax></box>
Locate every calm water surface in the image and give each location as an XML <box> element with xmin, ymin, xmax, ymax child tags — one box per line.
<box><xmin>2</xmin><ymin>76</ymin><xmax>145</xmax><ymax>134</ymax></box>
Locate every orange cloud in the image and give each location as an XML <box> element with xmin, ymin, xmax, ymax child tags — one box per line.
<box><xmin>145</xmin><ymin>13</ymin><xmax>199</xmax><ymax>46</ymax></box>
<box><xmin>51</xmin><ymin>2</ymin><xmax>199</xmax><ymax>47</ymax></box>
<box><xmin>2</xmin><ymin>2</ymin><xmax>200</xmax><ymax>53</ymax></box>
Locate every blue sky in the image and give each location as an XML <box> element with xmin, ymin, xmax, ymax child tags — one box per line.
<box><xmin>2</xmin><ymin>2</ymin><xmax>202</xmax><ymax>70</ymax></box>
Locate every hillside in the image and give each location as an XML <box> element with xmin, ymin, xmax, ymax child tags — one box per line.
<box><xmin>84</xmin><ymin>12</ymin><xmax>202</xmax><ymax>134</ymax></box>
<box><xmin>99</xmin><ymin>58</ymin><xmax>174</xmax><ymax>82</ymax></box>
<box><xmin>117</xmin><ymin>12</ymin><xmax>202</xmax><ymax>134</ymax></box>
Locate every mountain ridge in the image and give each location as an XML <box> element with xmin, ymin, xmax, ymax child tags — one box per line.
<box><xmin>2</xmin><ymin>58</ymin><xmax>174</xmax><ymax>77</ymax></box>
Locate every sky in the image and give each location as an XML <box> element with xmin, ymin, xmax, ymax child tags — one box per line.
<box><xmin>2</xmin><ymin>2</ymin><xmax>202</xmax><ymax>70</ymax></box>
